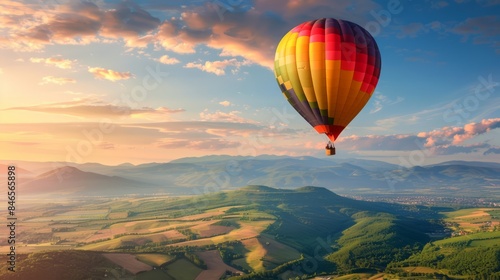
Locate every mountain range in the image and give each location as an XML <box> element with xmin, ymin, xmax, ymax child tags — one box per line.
<box><xmin>3</xmin><ymin>156</ymin><xmax>499</xmax><ymax>198</ymax></box>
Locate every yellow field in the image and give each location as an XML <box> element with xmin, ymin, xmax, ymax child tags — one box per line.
<box><xmin>107</xmin><ymin>211</ymin><xmax>129</xmax><ymax>219</ymax></box>
<box><xmin>242</xmin><ymin>237</ymin><xmax>266</xmax><ymax>272</ymax></box>
<box><xmin>403</xmin><ymin>266</ymin><xmax>442</xmax><ymax>273</ymax></box>
<box><xmin>444</xmin><ymin>208</ymin><xmax>500</xmax><ymax>232</ymax></box>
<box><xmin>171</xmin><ymin>220</ymin><xmax>274</xmax><ymax>247</ymax></box>
<box><xmin>259</xmin><ymin>234</ymin><xmax>301</xmax><ymax>267</ymax></box>
<box><xmin>176</xmin><ymin>206</ymin><xmax>236</xmax><ymax>221</ymax></box>
<box><xmin>189</xmin><ymin>221</ymin><xmax>234</xmax><ymax>237</ymax></box>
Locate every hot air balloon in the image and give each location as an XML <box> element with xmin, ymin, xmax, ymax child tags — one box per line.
<box><xmin>274</xmin><ymin>18</ymin><xmax>381</xmax><ymax>155</ymax></box>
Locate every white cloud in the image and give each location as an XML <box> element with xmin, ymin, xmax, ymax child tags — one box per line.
<box><xmin>157</xmin><ymin>55</ymin><xmax>180</xmax><ymax>65</ymax></box>
<box><xmin>338</xmin><ymin>118</ymin><xmax>500</xmax><ymax>156</ymax></box>
<box><xmin>184</xmin><ymin>58</ymin><xmax>250</xmax><ymax>76</ymax></box>
<box><xmin>30</xmin><ymin>56</ymin><xmax>75</xmax><ymax>69</ymax></box>
<box><xmin>5</xmin><ymin>98</ymin><xmax>185</xmax><ymax>118</ymax></box>
<box><xmin>219</xmin><ymin>100</ymin><xmax>231</xmax><ymax>107</ymax></box>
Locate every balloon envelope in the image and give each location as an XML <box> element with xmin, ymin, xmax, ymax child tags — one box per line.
<box><xmin>274</xmin><ymin>18</ymin><xmax>381</xmax><ymax>141</ymax></box>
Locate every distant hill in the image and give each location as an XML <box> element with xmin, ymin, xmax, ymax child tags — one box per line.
<box><xmin>3</xmin><ymin>156</ymin><xmax>499</xmax><ymax>197</ymax></box>
<box><xmin>0</xmin><ymin>164</ymin><xmax>33</xmax><ymax>177</ymax></box>
<box><xmin>21</xmin><ymin>166</ymin><xmax>162</xmax><ymax>196</ymax></box>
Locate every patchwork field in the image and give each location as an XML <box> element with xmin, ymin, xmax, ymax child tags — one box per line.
<box><xmin>443</xmin><ymin>208</ymin><xmax>500</xmax><ymax>232</ymax></box>
<box><xmin>0</xmin><ymin>196</ymin><xmax>281</xmax><ymax>279</ymax></box>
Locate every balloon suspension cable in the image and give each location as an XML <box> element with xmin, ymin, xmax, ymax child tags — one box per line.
<box><xmin>326</xmin><ymin>141</ymin><xmax>335</xmax><ymax>148</ymax></box>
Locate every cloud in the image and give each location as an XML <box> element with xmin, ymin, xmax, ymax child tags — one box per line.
<box><xmin>453</xmin><ymin>15</ymin><xmax>500</xmax><ymax>37</ymax></box>
<box><xmin>40</xmin><ymin>76</ymin><xmax>76</xmax><ymax>85</ymax></box>
<box><xmin>157</xmin><ymin>55</ymin><xmax>180</xmax><ymax>65</ymax></box>
<box><xmin>455</xmin><ymin>0</ymin><xmax>500</xmax><ymax>6</ymax></box>
<box><xmin>157</xmin><ymin>138</ymin><xmax>240</xmax><ymax>150</ymax></box>
<box><xmin>30</xmin><ymin>56</ymin><xmax>75</xmax><ymax>69</ymax></box>
<box><xmin>5</xmin><ymin>99</ymin><xmax>185</xmax><ymax>118</ymax></box>
<box><xmin>184</xmin><ymin>58</ymin><xmax>250</xmax><ymax>75</ymax></box>
<box><xmin>88</xmin><ymin>67</ymin><xmax>133</xmax><ymax>81</ymax></box>
<box><xmin>452</xmin><ymin>15</ymin><xmax>500</xmax><ymax>51</ymax></box>
<box><xmin>429</xmin><ymin>0</ymin><xmax>450</xmax><ymax>9</ymax></box>
<box><xmin>19</xmin><ymin>2</ymin><xmax>103</xmax><ymax>46</ymax></box>
<box><xmin>219</xmin><ymin>100</ymin><xmax>231</xmax><ymax>107</ymax></box>
<box><xmin>432</xmin><ymin>143</ymin><xmax>490</xmax><ymax>155</ymax></box>
<box><xmin>374</xmin><ymin>104</ymin><xmax>449</xmax><ymax>131</ymax></box>
<box><xmin>100</xmin><ymin>2</ymin><xmax>161</xmax><ymax>38</ymax></box>
<box><xmin>337</xmin><ymin>118</ymin><xmax>500</xmax><ymax>156</ymax></box>
<box><xmin>337</xmin><ymin>134</ymin><xmax>425</xmax><ymax>151</ymax></box>
<box><xmin>397</xmin><ymin>22</ymin><xmax>426</xmax><ymax>38</ymax></box>
<box><xmin>1</xmin><ymin>120</ymin><xmax>266</xmax><ymax>159</ymax></box>
<box><xmin>153</xmin><ymin>0</ymin><xmax>381</xmax><ymax>68</ymax></box>
<box><xmin>97</xmin><ymin>142</ymin><xmax>115</xmax><ymax>150</ymax></box>
<box><xmin>484</xmin><ymin>147</ymin><xmax>500</xmax><ymax>155</ymax></box>
<box><xmin>418</xmin><ymin>118</ymin><xmax>500</xmax><ymax>145</ymax></box>
<box><xmin>0</xmin><ymin>1</ymin><xmax>160</xmax><ymax>51</ymax></box>
<box><xmin>1</xmin><ymin>0</ymin><xmax>386</xmax><ymax>68</ymax></box>
<box><xmin>199</xmin><ymin>109</ymin><xmax>257</xmax><ymax>123</ymax></box>
<box><xmin>370</xmin><ymin>94</ymin><xmax>404</xmax><ymax>114</ymax></box>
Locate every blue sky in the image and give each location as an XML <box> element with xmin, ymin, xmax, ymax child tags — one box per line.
<box><xmin>0</xmin><ymin>0</ymin><xmax>499</xmax><ymax>165</ymax></box>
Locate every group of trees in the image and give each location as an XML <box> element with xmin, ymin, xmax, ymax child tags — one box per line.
<box><xmin>389</xmin><ymin>242</ymin><xmax>500</xmax><ymax>277</ymax></box>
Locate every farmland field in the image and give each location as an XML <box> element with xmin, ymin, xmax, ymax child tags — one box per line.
<box><xmin>195</xmin><ymin>250</ymin><xmax>243</xmax><ymax>280</ymax></box>
<box><xmin>0</xmin><ymin>195</ymin><xmax>278</xmax><ymax>279</ymax></box>
<box><xmin>136</xmin><ymin>253</ymin><xmax>176</xmax><ymax>266</ymax></box>
<box><xmin>443</xmin><ymin>208</ymin><xmax>500</xmax><ymax>232</ymax></box>
<box><xmin>103</xmin><ymin>253</ymin><xmax>152</xmax><ymax>274</ymax></box>
<box><xmin>163</xmin><ymin>258</ymin><xmax>203</xmax><ymax>280</ymax></box>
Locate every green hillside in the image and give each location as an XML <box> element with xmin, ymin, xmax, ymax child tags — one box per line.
<box><xmin>388</xmin><ymin>231</ymin><xmax>500</xmax><ymax>277</ymax></box>
<box><xmin>0</xmin><ymin>251</ymin><xmax>128</xmax><ymax>280</ymax></box>
<box><xmin>326</xmin><ymin>212</ymin><xmax>430</xmax><ymax>273</ymax></box>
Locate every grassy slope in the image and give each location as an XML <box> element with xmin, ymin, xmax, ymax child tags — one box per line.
<box><xmin>163</xmin><ymin>258</ymin><xmax>203</xmax><ymax>280</ymax></box>
<box><xmin>391</xmin><ymin>230</ymin><xmax>500</xmax><ymax>277</ymax></box>
<box><xmin>325</xmin><ymin>212</ymin><xmax>430</xmax><ymax>273</ymax></box>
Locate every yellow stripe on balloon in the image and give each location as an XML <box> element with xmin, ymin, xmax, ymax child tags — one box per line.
<box><xmin>310</xmin><ymin>42</ymin><xmax>327</xmax><ymax>114</ymax></box>
<box><xmin>284</xmin><ymin>32</ymin><xmax>308</xmax><ymax>102</ymax></box>
<box><xmin>296</xmin><ymin>33</ymin><xmax>317</xmax><ymax>103</ymax></box>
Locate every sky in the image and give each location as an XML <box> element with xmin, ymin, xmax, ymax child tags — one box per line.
<box><xmin>0</xmin><ymin>0</ymin><xmax>499</xmax><ymax>166</ymax></box>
